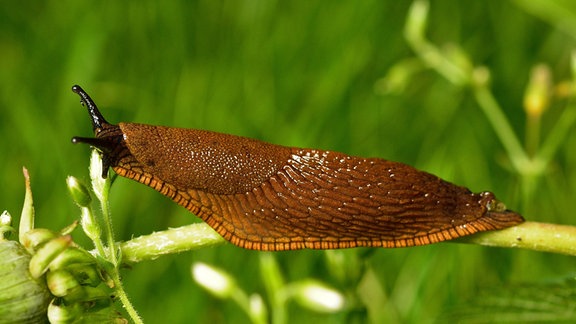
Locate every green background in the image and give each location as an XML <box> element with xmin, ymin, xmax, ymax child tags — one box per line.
<box><xmin>1</xmin><ymin>0</ymin><xmax>575</xmax><ymax>322</ymax></box>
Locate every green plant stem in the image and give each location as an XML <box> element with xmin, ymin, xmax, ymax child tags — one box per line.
<box><xmin>455</xmin><ymin>221</ymin><xmax>576</xmax><ymax>255</ymax></box>
<box><xmin>110</xmin><ymin>270</ymin><xmax>143</xmax><ymax>324</ymax></box>
<box><xmin>404</xmin><ymin>0</ymin><xmax>468</xmax><ymax>85</ymax></box>
<box><xmin>88</xmin><ymin>151</ymin><xmax>142</xmax><ymax>323</ymax></box>
<box><xmin>406</xmin><ymin>0</ymin><xmax>538</xmax><ymax>177</ymax></box>
<box><xmin>538</xmin><ymin>103</ymin><xmax>576</xmax><ymax>164</ymax></box>
<box><xmin>115</xmin><ymin>221</ymin><xmax>576</xmax><ymax>265</ymax></box>
<box><xmin>81</xmin><ymin>207</ymin><xmax>107</xmax><ymax>257</ymax></box>
<box><xmin>119</xmin><ymin>223</ymin><xmax>225</xmax><ymax>264</ymax></box>
<box><xmin>98</xmin><ymin>178</ymin><xmax>118</xmax><ymax>265</ymax></box>
<box><xmin>260</xmin><ymin>253</ymin><xmax>287</xmax><ymax>324</ymax></box>
<box><xmin>101</xmin><ymin>184</ymin><xmax>143</xmax><ymax>323</ymax></box>
<box><xmin>472</xmin><ymin>84</ymin><xmax>532</xmax><ymax>173</ymax></box>
<box><xmin>525</xmin><ymin>113</ymin><xmax>541</xmax><ymax>158</ymax></box>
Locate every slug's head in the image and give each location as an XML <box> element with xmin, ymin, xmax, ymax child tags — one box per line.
<box><xmin>71</xmin><ymin>85</ymin><xmax>124</xmax><ymax>178</ymax></box>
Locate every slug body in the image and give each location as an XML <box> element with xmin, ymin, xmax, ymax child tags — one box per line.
<box><xmin>71</xmin><ymin>85</ymin><xmax>524</xmax><ymax>251</ymax></box>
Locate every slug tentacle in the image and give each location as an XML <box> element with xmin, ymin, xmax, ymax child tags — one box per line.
<box><xmin>72</xmin><ymin>85</ymin><xmax>110</xmax><ymax>131</ymax></box>
<box><xmin>71</xmin><ymin>86</ymin><xmax>525</xmax><ymax>251</ymax></box>
<box><xmin>71</xmin><ymin>85</ymin><xmax>126</xmax><ymax>179</ymax></box>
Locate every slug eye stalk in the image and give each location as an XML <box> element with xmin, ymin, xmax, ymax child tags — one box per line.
<box><xmin>71</xmin><ymin>85</ymin><xmax>124</xmax><ymax>178</ymax></box>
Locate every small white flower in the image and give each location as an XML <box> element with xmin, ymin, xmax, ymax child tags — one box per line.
<box><xmin>294</xmin><ymin>280</ymin><xmax>345</xmax><ymax>313</ymax></box>
<box><xmin>192</xmin><ymin>262</ymin><xmax>235</xmax><ymax>298</ymax></box>
<box><xmin>249</xmin><ymin>293</ymin><xmax>267</xmax><ymax>320</ymax></box>
<box><xmin>0</xmin><ymin>210</ymin><xmax>11</xmax><ymax>226</ymax></box>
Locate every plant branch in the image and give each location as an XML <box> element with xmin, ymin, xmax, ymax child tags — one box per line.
<box><xmin>112</xmin><ymin>221</ymin><xmax>576</xmax><ymax>265</ymax></box>
<box><xmin>119</xmin><ymin>223</ymin><xmax>225</xmax><ymax>264</ymax></box>
<box><xmin>87</xmin><ymin>151</ymin><xmax>143</xmax><ymax>323</ymax></box>
<box><xmin>471</xmin><ymin>82</ymin><xmax>532</xmax><ymax>173</ymax></box>
<box><xmin>454</xmin><ymin>221</ymin><xmax>576</xmax><ymax>256</ymax></box>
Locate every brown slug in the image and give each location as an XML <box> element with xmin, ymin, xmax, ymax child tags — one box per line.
<box><xmin>71</xmin><ymin>85</ymin><xmax>524</xmax><ymax>251</ymax></box>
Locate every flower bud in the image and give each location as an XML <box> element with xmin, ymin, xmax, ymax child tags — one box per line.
<box><xmin>192</xmin><ymin>262</ymin><xmax>236</xmax><ymax>299</ymax></box>
<box><xmin>80</xmin><ymin>207</ymin><xmax>101</xmax><ymax>243</ymax></box>
<box><xmin>291</xmin><ymin>280</ymin><xmax>345</xmax><ymax>313</ymax></box>
<box><xmin>29</xmin><ymin>235</ymin><xmax>72</xmax><ymax>278</ymax></box>
<box><xmin>47</xmin><ymin>269</ymin><xmax>84</xmax><ymax>300</ymax></box>
<box><xmin>524</xmin><ymin>64</ymin><xmax>551</xmax><ymax>118</ymax></box>
<box><xmin>66</xmin><ymin>176</ymin><xmax>92</xmax><ymax>208</ymax></box>
<box><xmin>49</xmin><ymin>247</ymin><xmax>96</xmax><ymax>271</ymax></box>
<box><xmin>47</xmin><ymin>298</ymin><xmax>83</xmax><ymax>323</ymax></box>
<box><xmin>90</xmin><ymin>150</ymin><xmax>108</xmax><ymax>201</ymax></box>
<box><xmin>1</xmin><ymin>210</ymin><xmax>11</xmax><ymax>226</ymax></box>
<box><xmin>54</xmin><ymin>297</ymin><xmax>127</xmax><ymax>324</ymax></box>
<box><xmin>405</xmin><ymin>0</ymin><xmax>429</xmax><ymax>43</ymax></box>
<box><xmin>0</xmin><ymin>240</ymin><xmax>50</xmax><ymax>322</ymax></box>
<box><xmin>21</xmin><ymin>228</ymin><xmax>58</xmax><ymax>252</ymax></box>
<box><xmin>0</xmin><ymin>210</ymin><xmax>14</xmax><ymax>240</ymax></box>
<box><xmin>249</xmin><ymin>293</ymin><xmax>268</xmax><ymax>323</ymax></box>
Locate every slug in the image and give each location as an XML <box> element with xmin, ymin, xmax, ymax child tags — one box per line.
<box><xmin>71</xmin><ymin>85</ymin><xmax>524</xmax><ymax>251</ymax></box>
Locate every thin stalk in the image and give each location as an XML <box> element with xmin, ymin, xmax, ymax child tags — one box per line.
<box><xmin>119</xmin><ymin>223</ymin><xmax>225</xmax><ymax>264</ymax></box>
<box><xmin>115</xmin><ymin>221</ymin><xmax>576</xmax><ymax>263</ymax></box>
<box><xmin>110</xmin><ymin>270</ymin><xmax>143</xmax><ymax>324</ymax></box>
<box><xmin>455</xmin><ymin>221</ymin><xmax>576</xmax><ymax>256</ymax></box>
<box><xmin>538</xmin><ymin>103</ymin><xmax>576</xmax><ymax>164</ymax></box>
<box><xmin>98</xmin><ymin>176</ymin><xmax>117</xmax><ymax>265</ymax></box>
<box><xmin>525</xmin><ymin>113</ymin><xmax>541</xmax><ymax>158</ymax></box>
<box><xmin>472</xmin><ymin>84</ymin><xmax>531</xmax><ymax>173</ymax></box>
<box><xmin>89</xmin><ymin>151</ymin><xmax>142</xmax><ymax>323</ymax></box>
<box><xmin>260</xmin><ymin>253</ymin><xmax>287</xmax><ymax>324</ymax></box>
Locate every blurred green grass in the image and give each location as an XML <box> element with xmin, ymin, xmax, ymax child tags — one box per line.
<box><xmin>1</xmin><ymin>0</ymin><xmax>575</xmax><ymax>323</ymax></box>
